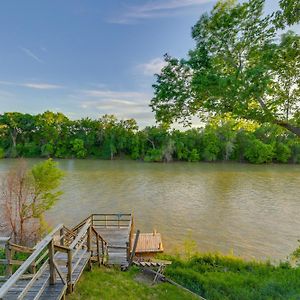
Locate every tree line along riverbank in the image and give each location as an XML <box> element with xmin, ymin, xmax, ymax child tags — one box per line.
<box><xmin>1</xmin><ymin>111</ymin><xmax>300</xmax><ymax>164</ymax></box>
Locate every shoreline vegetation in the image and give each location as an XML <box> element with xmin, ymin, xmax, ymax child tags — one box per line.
<box><xmin>2</xmin><ymin>245</ymin><xmax>300</xmax><ymax>299</ymax></box>
<box><xmin>1</xmin><ymin>111</ymin><xmax>300</xmax><ymax>164</ymax></box>
<box><xmin>65</xmin><ymin>252</ymin><xmax>300</xmax><ymax>300</ymax></box>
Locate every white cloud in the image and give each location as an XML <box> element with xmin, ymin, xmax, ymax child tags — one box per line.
<box><xmin>21</xmin><ymin>83</ymin><xmax>62</xmax><ymax>90</ymax></box>
<box><xmin>137</xmin><ymin>58</ymin><xmax>167</xmax><ymax>76</ymax></box>
<box><xmin>109</xmin><ymin>0</ymin><xmax>213</xmax><ymax>24</ymax></box>
<box><xmin>80</xmin><ymin>89</ymin><xmax>150</xmax><ymax>103</ymax></box>
<box><xmin>72</xmin><ymin>88</ymin><xmax>154</xmax><ymax>124</ymax></box>
<box><xmin>0</xmin><ymin>80</ymin><xmax>63</xmax><ymax>90</ymax></box>
<box><xmin>20</xmin><ymin>47</ymin><xmax>43</xmax><ymax>63</ymax></box>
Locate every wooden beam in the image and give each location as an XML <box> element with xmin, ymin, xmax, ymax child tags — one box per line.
<box><xmin>128</xmin><ymin>230</ymin><xmax>140</xmax><ymax>267</ymax></box>
<box><xmin>54</xmin><ymin>244</ymin><xmax>69</xmax><ymax>253</ymax></box>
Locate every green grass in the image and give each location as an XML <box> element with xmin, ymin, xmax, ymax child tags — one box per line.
<box><xmin>162</xmin><ymin>253</ymin><xmax>300</xmax><ymax>300</ymax></box>
<box><xmin>67</xmin><ymin>266</ymin><xmax>198</xmax><ymax>300</ymax></box>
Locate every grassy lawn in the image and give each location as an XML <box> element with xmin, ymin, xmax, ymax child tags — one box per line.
<box><xmin>163</xmin><ymin>254</ymin><xmax>300</xmax><ymax>300</ymax></box>
<box><xmin>67</xmin><ymin>266</ymin><xmax>198</xmax><ymax>300</ymax></box>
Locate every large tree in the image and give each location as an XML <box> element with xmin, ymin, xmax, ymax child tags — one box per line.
<box><xmin>150</xmin><ymin>0</ymin><xmax>300</xmax><ymax>136</ymax></box>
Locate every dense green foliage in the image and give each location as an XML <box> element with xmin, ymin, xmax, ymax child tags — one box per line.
<box><xmin>67</xmin><ymin>266</ymin><xmax>198</xmax><ymax>300</ymax></box>
<box><xmin>1</xmin><ymin>111</ymin><xmax>300</xmax><ymax>164</ymax></box>
<box><xmin>151</xmin><ymin>0</ymin><xmax>300</xmax><ymax>137</ymax></box>
<box><xmin>163</xmin><ymin>254</ymin><xmax>300</xmax><ymax>299</ymax></box>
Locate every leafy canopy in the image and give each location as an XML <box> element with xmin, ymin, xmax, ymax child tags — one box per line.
<box><xmin>150</xmin><ymin>0</ymin><xmax>300</xmax><ymax>136</ymax></box>
<box><xmin>30</xmin><ymin>158</ymin><xmax>64</xmax><ymax>217</ymax></box>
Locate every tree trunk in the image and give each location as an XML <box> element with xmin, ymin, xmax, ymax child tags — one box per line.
<box><xmin>275</xmin><ymin>121</ymin><xmax>300</xmax><ymax>137</ymax></box>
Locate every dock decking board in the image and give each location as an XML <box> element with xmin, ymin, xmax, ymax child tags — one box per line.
<box><xmin>131</xmin><ymin>233</ymin><xmax>163</xmax><ymax>253</ymax></box>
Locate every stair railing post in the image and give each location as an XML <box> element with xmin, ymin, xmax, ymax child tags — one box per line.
<box><xmin>48</xmin><ymin>239</ymin><xmax>56</xmax><ymax>285</ymax></box>
<box><xmin>87</xmin><ymin>225</ymin><xmax>92</xmax><ymax>270</ymax></box>
<box><xmin>5</xmin><ymin>238</ymin><xmax>12</xmax><ymax>278</ymax></box>
<box><xmin>101</xmin><ymin>238</ymin><xmax>105</xmax><ymax>264</ymax></box>
<box><xmin>60</xmin><ymin>228</ymin><xmax>64</xmax><ymax>246</ymax></box>
<box><xmin>96</xmin><ymin>234</ymin><xmax>101</xmax><ymax>266</ymax></box>
<box><xmin>67</xmin><ymin>249</ymin><xmax>73</xmax><ymax>293</ymax></box>
<box><xmin>126</xmin><ymin>242</ymin><xmax>129</xmax><ymax>261</ymax></box>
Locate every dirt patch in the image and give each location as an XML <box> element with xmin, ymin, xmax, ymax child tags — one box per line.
<box><xmin>134</xmin><ymin>270</ymin><xmax>157</xmax><ymax>286</ymax></box>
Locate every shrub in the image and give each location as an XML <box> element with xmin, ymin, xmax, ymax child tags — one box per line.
<box><xmin>245</xmin><ymin>139</ymin><xmax>274</xmax><ymax>163</ymax></box>
<box><xmin>0</xmin><ymin>147</ymin><xmax>5</xmax><ymax>158</ymax></box>
<box><xmin>188</xmin><ymin>149</ymin><xmax>200</xmax><ymax>162</ymax></box>
<box><xmin>275</xmin><ymin>142</ymin><xmax>291</xmax><ymax>163</ymax></box>
<box><xmin>144</xmin><ymin>149</ymin><xmax>163</xmax><ymax>162</ymax></box>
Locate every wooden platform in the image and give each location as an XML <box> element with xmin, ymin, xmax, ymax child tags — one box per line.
<box><xmin>94</xmin><ymin>227</ymin><xmax>130</xmax><ymax>267</ymax></box>
<box><xmin>131</xmin><ymin>232</ymin><xmax>163</xmax><ymax>254</ymax></box>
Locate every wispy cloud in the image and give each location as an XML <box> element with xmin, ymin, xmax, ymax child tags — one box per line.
<box><xmin>0</xmin><ymin>80</ymin><xmax>63</xmax><ymax>90</ymax></box>
<box><xmin>20</xmin><ymin>47</ymin><xmax>43</xmax><ymax>63</ymax></box>
<box><xmin>137</xmin><ymin>58</ymin><xmax>167</xmax><ymax>76</ymax></box>
<box><xmin>71</xmin><ymin>88</ymin><xmax>153</xmax><ymax>123</ymax></box>
<box><xmin>81</xmin><ymin>89</ymin><xmax>149</xmax><ymax>101</ymax></box>
<box><xmin>21</xmin><ymin>83</ymin><xmax>62</xmax><ymax>90</ymax></box>
<box><xmin>109</xmin><ymin>0</ymin><xmax>212</xmax><ymax>24</ymax></box>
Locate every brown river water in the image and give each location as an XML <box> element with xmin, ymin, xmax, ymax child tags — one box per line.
<box><xmin>1</xmin><ymin>159</ymin><xmax>300</xmax><ymax>261</ymax></box>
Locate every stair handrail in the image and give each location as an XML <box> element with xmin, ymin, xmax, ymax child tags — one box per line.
<box><xmin>0</xmin><ymin>224</ymin><xmax>63</xmax><ymax>299</ymax></box>
<box><xmin>72</xmin><ymin>215</ymin><xmax>92</xmax><ymax>232</ymax></box>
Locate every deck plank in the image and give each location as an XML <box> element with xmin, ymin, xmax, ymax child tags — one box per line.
<box><xmin>131</xmin><ymin>233</ymin><xmax>163</xmax><ymax>253</ymax></box>
<box><xmin>95</xmin><ymin>227</ymin><xmax>130</xmax><ymax>267</ymax></box>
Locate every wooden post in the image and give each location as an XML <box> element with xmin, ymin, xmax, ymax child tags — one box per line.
<box><xmin>60</xmin><ymin>228</ymin><xmax>64</xmax><ymax>246</ymax></box>
<box><xmin>87</xmin><ymin>225</ymin><xmax>92</xmax><ymax>270</ymax></box>
<box><xmin>48</xmin><ymin>239</ymin><xmax>56</xmax><ymax>285</ymax></box>
<box><xmin>96</xmin><ymin>235</ymin><xmax>101</xmax><ymax>266</ymax></box>
<box><xmin>126</xmin><ymin>242</ymin><xmax>129</xmax><ymax>261</ymax></box>
<box><xmin>5</xmin><ymin>239</ymin><xmax>12</xmax><ymax>277</ymax></box>
<box><xmin>101</xmin><ymin>238</ymin><xmax>104</xmax><ymax>264</ymax></box>
<box><xmin>128</xmin><ymin>230</ymin><xmax>140</xmax><ymax>267</ymax></box>
<box><xmin>67</xmin><ymin>249</ymin><xmax>73</xmax><ymax>293</ymax></box>
<box><xmin>129</xmin><ymin>215</ymin><xmax>134</xmax><ymax>255</ymax></box>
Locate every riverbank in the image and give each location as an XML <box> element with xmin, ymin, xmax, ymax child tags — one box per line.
<box><xmin>68</xmin><ymin>253</ymin><xmax>300</xmax><ymax>299</ymax></box>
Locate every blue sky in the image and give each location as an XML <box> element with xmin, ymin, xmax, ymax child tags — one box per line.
<box><xmin>0</xmin><ymin>0</ymin><xmax>299</xmax><ymax>127</ymax></box>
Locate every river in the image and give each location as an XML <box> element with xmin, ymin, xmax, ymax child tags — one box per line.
<box><xmin>1</xmin><ymin>159</ymin><xmax>300</xmax><ymax>261</ymax></box>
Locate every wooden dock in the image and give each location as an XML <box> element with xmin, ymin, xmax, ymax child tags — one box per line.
<box><xmin>0</xmin><ymin>213</ymin><xmax>163</xmax><ymax>300</ymax></box>
<box><xmin>131</xmin><ymin>231</ymin><xmax>163</xmax><ymax>255</ymax></box>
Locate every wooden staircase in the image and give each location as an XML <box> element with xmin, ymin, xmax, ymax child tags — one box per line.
<box><xmin>0</xmin><ymin>214</ymin><xmax>133</xmax><ymax>300</ymax></box>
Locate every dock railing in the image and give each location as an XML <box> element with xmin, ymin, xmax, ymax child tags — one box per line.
<box><xmin>91</xmin><ymin>213</ymin><xmax>132</xmax><ymax>229</ymax></box>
